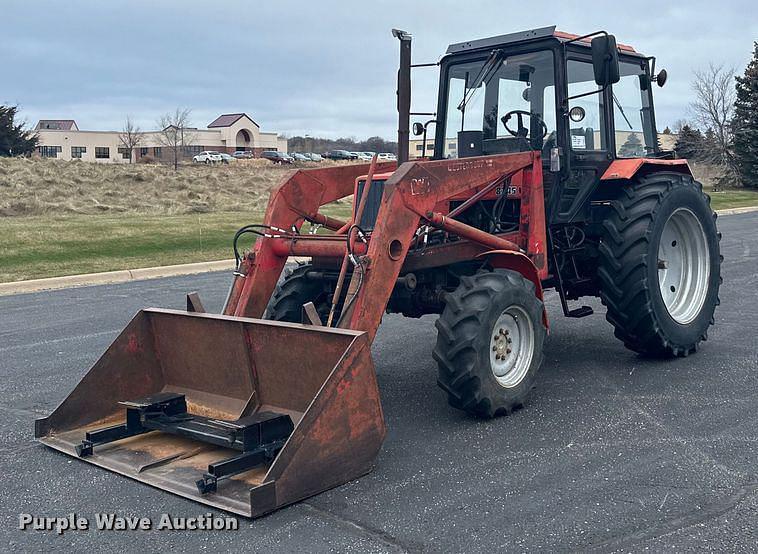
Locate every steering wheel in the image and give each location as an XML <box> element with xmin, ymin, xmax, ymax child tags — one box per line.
<box><xmin>500</xmin><ymin>110</ymin><xmax>548</xmax><ymax>139</ymax></box>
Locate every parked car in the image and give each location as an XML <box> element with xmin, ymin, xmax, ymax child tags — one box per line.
<box><xmin>233</xmin><ymin>150</ymin><xmax>254</xmax><ymax>159</ymax></box>
<box><xmin>378</xmin><ymin>152</ymin><xmax>397</xmax><ymax>161</ymax></box>
<box><xmin>291</xmin><ymin>153</ymin><xmax>310</xmax><ymax>162</ymax></box>
<box><xmin>323</xmin><ymin>150</ymin><xmax>357</xmax><ymax>160</ymax></box>
<box><xmin>260</xmin><ymin>150</ymin><xmax>294</xmax><ymax>164</ymax></box>
<box><xmin>351</xmin><ymin>152</ymin><xmax>372</xmax><ymax>161</ymax></box>
<box><xmin>218</xmin><ymin>153</ymin><xmax>235</xmax><ymax>163</ymax></box>
<box><xmin>305</xmin><ymin>153</ymin><xmax>323</xmax><ymax>162</ymax></box>
<box><xmin>193</xmin><ymin>151</ymin><xmax>223</xmax><ymax>164</ymax></box>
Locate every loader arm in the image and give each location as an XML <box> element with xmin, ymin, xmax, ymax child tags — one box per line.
<box><xmin>225</xmin><ymin>162</ymin><xmax>396</xmax><ymax>318</ymax></box>
<box><xmin>344</xmin><ymin>152</ymin><xmax>544</xmax><ymax>341</ymax></box>
<box><xmin>229</xmin><ymin>151</ymin><xmax>545</xmax><ymax>342</ymax></box>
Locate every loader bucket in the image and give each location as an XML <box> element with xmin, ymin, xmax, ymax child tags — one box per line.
<box><xmin>35</xmin><ymin>308</ymin><xmax>386</xmax><ymax>517</ymax></box>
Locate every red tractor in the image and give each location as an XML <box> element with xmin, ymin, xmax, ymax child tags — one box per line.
<box><xmin>38</xmin><ymin>26</ymin><xmax>721</xmax><ymax>517</ymax></box>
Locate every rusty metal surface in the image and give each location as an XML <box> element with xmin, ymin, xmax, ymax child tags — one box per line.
<box><xmin>343</xmin><ymin>152</ymin><xmax>542</xmax><ymax>341</ymax></box>
<box><xmin>307</xmin><ymin>211</ymin><xmax>348</xmax><ymax>231</ymax></box>
<box><xmin>229</xmin><ymin>151</ymin><xmax>544</xmax><ymax>343</ymax></box>
<box><xmin>402</xmin><ymin>235</ymin><xmax>514</xmax><ymax>272</ymax></box>
<box><xmin>185</xmin><ymin>291</ymin><xmax>206</xmax><ymax>313</ymax></box>
<box><xmin>426</xmin><ymin>211</ymin><xmax>520</xmax><ymax>251</ymax></box>
<box><xmin>36</xmin><ymin>309</ymin><xmax>385</xmax><ymax>517</ymax></box>
<box><xmin>222</xmin><ymin>254</ymin><xmax>251</xmax><ymax>316</ymax></box>
<box><xmin>270</xmin><ymin>236</ymin><xmax>368</xmax><ymax>258</ymax></box>
<box><xmin>232</xmin><ymin>162</ymin><xmax>396</xmax><ymax>318</ymax></box>
<box><xmin>250</xmin><ymin>332</ymin><xmax>384</xmax><ymax>516</ymax></box>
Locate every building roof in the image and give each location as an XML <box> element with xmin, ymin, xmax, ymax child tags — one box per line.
<box><xmin>207</xmin><ymin>113</ymin><xmax>259</xmax><ymax>128</ymax></box>
<box><xmin>35</xmin><ymin>119</ymin><xmax>78</xmax><ymax>131</ymax></box>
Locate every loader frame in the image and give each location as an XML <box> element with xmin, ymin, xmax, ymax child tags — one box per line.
<box><xmin>225</xmin><ymin>151</ymin><xmax>548</xmax><ymax>340</ymax></box>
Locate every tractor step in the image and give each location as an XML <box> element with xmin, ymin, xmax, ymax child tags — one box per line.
<box><xmin>75</xmin><ymin>392</ymin><xmax>294</xmax><ymax>495</ymax></box>
<box><xmin>566</xmin><ymin>306</ymin><xmax>594</xmax><ymax>318</ymax></box>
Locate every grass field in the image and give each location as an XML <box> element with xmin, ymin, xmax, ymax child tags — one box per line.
<box><xmin>0</xmin><ymin>206</ymin><xmax>353</xmax><ymax>282</ymax></box>
<box><xmin>708</xmin><ymin>188</ymin><xmax>758</xmax><ymax>210</ymax></box>
<box><xmin>0</xmin><ymin>158</ymin><xmax>756</xmax><ymax>283</ymax></box>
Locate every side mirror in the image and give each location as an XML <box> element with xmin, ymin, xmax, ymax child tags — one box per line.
<box><xmin>654</xmin><ymin>69</ymin><xmax>668</xmax><ymax>87</ymax></box>
<box><xmin>412</xmin><ymin>122</ymin><xmax>424</xmax><ymax>136</ymax></box>
<box><xmin>591</xmin><ymin>34</ymin><xmax>620</xmax><ymax>87</ymax></box>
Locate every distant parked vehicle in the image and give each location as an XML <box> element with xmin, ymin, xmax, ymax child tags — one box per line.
<box><xmin>305</xmin><ymin>153</ymin><xmax>323</xmax><ymax>162</ymax></box>
<box><xmin>219</xmin><ymin>153</ymin><xmax>235</xmax><ymax>163</ymax></box>
<box><xmin>378</xmin><ymin>153</ymin><xmax>397</xmax><ymax>161</ymax></box>
<box><xmin>351</xmin><ymin>152</ymin><xmax>372</xmax><ymax>161</ymax></box>
<box><xmin>291</xmin><ymin>153</ymin><xmax>310</xmax><ymax>162</ymax></box>
<box><xmin>193</xmin><ymin>151</ymin><xmax>223</xmax><ymax>164</ymax></box>
<box><xmin>323</xmin><ymin>150</ymin><xmax>357</xmax><ymax>160</ymax></box>
<box><xmin>233</xmin><ymin>150</ymin><xmax>254</xmax><ymax>159</ymax></box>
<box><xmin>261</xmin><ymin>150</ymin><xmax>294</xmax><ymax>164</ymax></box>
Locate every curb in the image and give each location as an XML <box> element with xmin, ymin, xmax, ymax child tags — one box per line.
<box><xmin>0</xmin><ymin>257</ymin><xmax>308</xmax><ymax>297</ymax></box>
<box><xmin>715</xmin><ymin>205</ymin><xmax>758</xmax><ymax>216</ymax></box>
<box><xmin>1</xmin><ymin>207</ymin><xmax>756</xmax><ymax>297</ymax></box>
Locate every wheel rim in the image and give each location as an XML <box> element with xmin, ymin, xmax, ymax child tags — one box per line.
<box><xmin>489</xmin><ymin>306</ymin><xmax>534</xmax><ymax>388</ymax></box>
<box><xmin>657</xmin><ymin>207</ymin><xmax>711</xmax><ymax>324</ymax></box>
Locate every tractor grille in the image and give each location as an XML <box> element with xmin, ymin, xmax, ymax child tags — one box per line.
<box><xmin>355</xmin><ymin>179</ymin><xmax>385</xmax><ymax>231</ymax></box>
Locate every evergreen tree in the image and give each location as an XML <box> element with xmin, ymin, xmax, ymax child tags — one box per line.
<box><xmin>618</xmin><ymin>132</ymin><xmax>644</xmax><ymax>157</ymax></box>
<box><xmin>733</xmin><ymin>41</ymin><xmax>758</xmax><ymax>188</ymax></box>
<box><xmin>702</xmin><ymin>128</ymin><xmax>719</xmax><ymax>163</ymax></box>
<box><xmin>0</xmin><ymin>105</ymin><xmax>38</xmax><ymax>156</ymax></box>
<box><xmin>674</xmin><ymin>125</ymin><xmax>704</xmax><ymax>160</ymax></box>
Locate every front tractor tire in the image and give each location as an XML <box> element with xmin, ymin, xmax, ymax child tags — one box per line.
<box><xmin>265</xmin><ymin>263</ymin><xmax>333</xmax><ymax>323</ymax></box>
<box><xmin>598</xmin><ymin>172</ymin><xmax>722</xmax><ymax>357</ymax></box>
<box><xmin>433</xmin><ymin>269</ymin><xmax>547</xmax><ymax>418</ymax></box>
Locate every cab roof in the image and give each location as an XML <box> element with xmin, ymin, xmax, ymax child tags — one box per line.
<box><xmin>445</xmin><ymin>25</ymin><xmax>638</xmax><ymax>55</ymax></box>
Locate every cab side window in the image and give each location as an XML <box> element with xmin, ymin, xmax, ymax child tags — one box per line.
<box><xmin>566</xmin><ymin>59</ymin><xmax>606</xmax><ymax>151</ymax></box>
<box><xmin>613</xmin><ymin>61</ymin><xmax>654</xmax><ymax>157</ymax></box>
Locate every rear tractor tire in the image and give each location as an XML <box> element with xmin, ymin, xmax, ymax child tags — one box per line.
<box><xmin>433</xmin><ymin>269</ymin><xmax>547</xmax><ymax>418</ymax></box>
<box><xmin>598</xmin><ymin>172</ymin><xmax>722</xmax><ymax>357</ymax></box>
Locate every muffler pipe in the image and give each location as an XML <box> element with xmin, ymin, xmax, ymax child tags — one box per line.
<box><xmin>393</xmin><ymin>29</ymin><xmax>412</xmax><ymax>165</ymax></box>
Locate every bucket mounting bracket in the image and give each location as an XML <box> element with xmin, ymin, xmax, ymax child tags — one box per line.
<box><xmin>74</xmin><ymin>392</ymin><xmax>294</xmax><ymax>495</ymax></box>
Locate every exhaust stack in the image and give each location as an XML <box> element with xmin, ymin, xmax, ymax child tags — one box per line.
<box><xmin>393</xmin><ymin>28</ymin><xmax>412</xmax><ymax>164</ymax></box>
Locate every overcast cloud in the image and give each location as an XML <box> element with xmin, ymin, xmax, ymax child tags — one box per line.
<box><xmin>3</xmin><ymin>0</ymin><xmax>756</xmax><ymax>139</ymax></box>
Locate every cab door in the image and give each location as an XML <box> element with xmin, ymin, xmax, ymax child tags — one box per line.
<box><xmin>552</xmin><ymin>56</ymin><xmax>614</xmax><ymax>224</ymax></box>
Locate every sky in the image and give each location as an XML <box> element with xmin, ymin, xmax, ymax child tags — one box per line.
<box><xmin>3</xmin><ymin>0</ymin><xmax>756</xmax><ymax>140</ymax></box>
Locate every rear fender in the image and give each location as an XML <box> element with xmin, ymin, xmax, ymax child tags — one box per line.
<box><xmin>600</xmin><ymin>158</ymin><xmax>692</xmax><ymax>181</ymax></box>
<box><xmin>477</xmin><ymin>250</ymin><xmax>549</xmax><ymax>329</ymax></box>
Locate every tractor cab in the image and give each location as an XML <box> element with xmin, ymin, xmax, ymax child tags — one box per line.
<box><xmin>423</xmin><ymin>26</ymin><xmax>665</xmax><ymax>223</ymax></box>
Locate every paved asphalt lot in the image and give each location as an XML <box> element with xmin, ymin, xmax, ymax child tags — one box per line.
<box><xmin>1</xmin><ymin>212</ymin><xmax>756</xmax><ymax>552</ymax></box>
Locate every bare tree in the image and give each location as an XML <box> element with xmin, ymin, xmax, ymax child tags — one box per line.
<box><xmin>689</xmin><ymin>63</ymin><xmax>738</xmax><ymax>178</ymax></box>
<box><xmin>118</xmin><ymin>115</ymin><xmax>142</xmax><ymax>164</ymax></box>
<box><xmin>156</xmin><ymin>108</ymin><xmax>196</xmax><ymax>170</ymax></box>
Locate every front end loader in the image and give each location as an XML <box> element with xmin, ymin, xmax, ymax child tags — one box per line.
<box><xmin>37</xmin><ymin>26</ymin><xmax>721</xmax><ymax>517</ymax></box>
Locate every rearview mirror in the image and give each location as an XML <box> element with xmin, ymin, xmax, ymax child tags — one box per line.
<box><xmin>412</xmin><ymin>122</ymin><xmax>424</xmax><ymax>136</ymax></box>
<box><xmin>591</xmin><ymin>34</ymin><xmax>620</xmax><ymax>87</ymax></box>
<box><xmin>655</xmin><ymin>69</ymin><xmax>668</xmax><ymax>87</ymax></box>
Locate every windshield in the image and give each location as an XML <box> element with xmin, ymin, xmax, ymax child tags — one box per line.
<box><xmin>443</xmin><ymin>49</ymin><xmax>556</xmax><ymax>158</ymax></box>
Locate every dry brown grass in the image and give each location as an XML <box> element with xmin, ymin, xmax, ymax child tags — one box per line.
<box><xmin>0</xmin><ymin>157</ymin><xmax>756</xmax><ymax>282</ymax></box>
<box><xmin>0</xmin><ymin>157</ymin><xmax>343</xmax><ymax>217</ymax></box>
